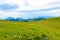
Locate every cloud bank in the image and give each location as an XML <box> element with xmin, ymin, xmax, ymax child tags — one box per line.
<box><xmin>0</xmin><ymin>0</ymin><xmax>60</xmax><ymax>19</ymax></box>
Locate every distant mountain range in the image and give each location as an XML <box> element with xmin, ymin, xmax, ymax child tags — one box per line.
<box><xmin>5</xmin><ymin>16</ymin><xmax>54</xmax><ymax>22</ymax></box>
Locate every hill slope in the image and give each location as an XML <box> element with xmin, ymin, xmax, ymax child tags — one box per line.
<box><xmin>0</xmin><ymin>17</ymin><xmax>60</xmax><ymax>40</ymax></box>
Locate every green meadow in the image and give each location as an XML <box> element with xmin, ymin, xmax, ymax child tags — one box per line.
<box><xmin>0</xmin><ymin>17</ymin><xmax>60</xmax><ymax>40</ymax></box>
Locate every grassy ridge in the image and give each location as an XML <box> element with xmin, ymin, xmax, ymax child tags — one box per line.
<box><xmin>0</xmin><ymin>17</ymin><xmax>60</xmax><ymax>40</ymax></box>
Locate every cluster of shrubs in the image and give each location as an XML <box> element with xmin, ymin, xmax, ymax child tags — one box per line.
<box><xmin>4</xmin><ymin>32</ymin><xmax>49</xmax><ymax>40</ymax></box>
<box><xmin>6</xmin><ymin>17</ymin><xmax>45</xmax><ymax>22</ymax></box>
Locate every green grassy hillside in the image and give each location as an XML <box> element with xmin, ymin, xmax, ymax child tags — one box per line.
<box><xmin>0</xmin><ymin>17</ymin><xmax>60</xmax><ymax>40</ymax></box>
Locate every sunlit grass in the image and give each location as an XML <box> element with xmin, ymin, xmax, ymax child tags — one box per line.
<box><xmin>0</xmin><ymin>17</ymin><xmax>60</xmax><ymax>40</ymax></box>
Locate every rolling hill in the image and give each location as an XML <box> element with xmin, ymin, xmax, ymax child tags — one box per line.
<box><xmin>0</xmin><ymin>17</ymin><xmax>60</xmax><ymax>40</ymax></box>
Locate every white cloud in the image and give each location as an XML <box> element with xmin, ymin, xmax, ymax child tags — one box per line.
<box><xmin>0</xmin><ymin>0</ymin><xmax>60</xmax><ymax>19</ymax></box>
<box><xmin>0</xmin><ymin>11</ymin><xmax>28</xmax><ymax>19</ymax></box>
<box><xmin>0</xmin><ymin>0</ymin><xmax>58</xmax><ymax>10</ymax></box>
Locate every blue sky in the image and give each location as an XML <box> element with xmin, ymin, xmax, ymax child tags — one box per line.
<box><xmin>0</xmin><ymin>0</ymin><xmax>60</xmax><ymax>19</ymax></box>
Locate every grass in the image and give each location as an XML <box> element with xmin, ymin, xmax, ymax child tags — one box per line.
<box><xmin>0</xmin><ymin>17</ymin><xmax>60</xmax><ymax>40</ymax></box>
